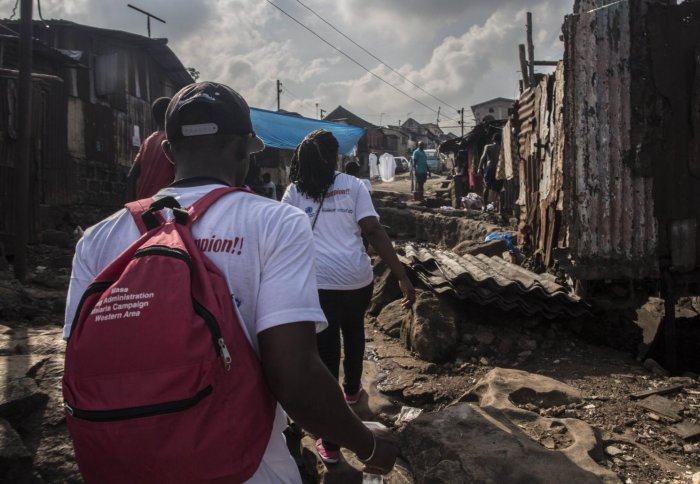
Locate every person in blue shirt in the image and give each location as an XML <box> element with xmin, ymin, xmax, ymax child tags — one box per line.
<box><xmin>411</xmin><ymin>142</ymin><xmax>430</xmax><ymax>201</ymax></box>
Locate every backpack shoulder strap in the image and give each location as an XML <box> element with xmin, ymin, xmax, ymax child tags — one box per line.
<box><xmin>125</xmin><ymin>198</ymin><xmax>156</xmax><ymax>234</ymax></box>
<box><xmin>187</xmin><ymin>186</ymin><xmax>254</xmax><ymax>224</ymax></box>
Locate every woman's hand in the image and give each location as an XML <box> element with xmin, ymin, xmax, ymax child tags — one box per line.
<box><xmin>398</xmin><ymin>276</ymin><xmax>415</xmax><ymax>309</ymax></box>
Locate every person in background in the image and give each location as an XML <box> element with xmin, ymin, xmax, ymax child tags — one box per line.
<box><xmin>66</xmin><ymin>82</ymin><xmax>398</xmax><ymax>481</ymax></box>
<box><xmin>126</xmin><ymin>97</ymin><xmax>174</xmax><ymax>201</ymax></box>
<box><xmin>344</xmin><ymin>160</ymin><xmax>372</xmax><ymax>193</ymax></box>
<box><xmin>261</xmin><ymin>172</ymin><xmax>277</xmax><ymax>200</ymax></box>
<box><xmin>478</xmin><ymin>132</ymin><xmax>504</xmax><ymax>211</ymax></box>
<box><xmin>411</xmin><ymin>142</ymin><xmax>429</xmax><ymax>201</ymax></box>
<box><xmin>282</xmin><ymin>129</ymin><xmax>415</xmax><ymax>465</ymax></box>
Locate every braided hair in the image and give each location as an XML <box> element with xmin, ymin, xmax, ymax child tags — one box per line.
<box><xmin>289</xmin><ymin>129</ymin><xmax>338</xmax><ymax>202</ymax></box>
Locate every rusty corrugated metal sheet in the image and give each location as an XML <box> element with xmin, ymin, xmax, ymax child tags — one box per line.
<box><xmin>563</xmin><ymin>0</ymin><xmax>659</xmax><ymax>280</ymax></box>
<box><xmin>515</xmin><ymin>66</ymin><xmax>566</xmax><ymax>267</ymax></box>
<box><xmin>401</xmin><ymin>243</ymin><xmax>588</xmax><ymax>319</ymax></box>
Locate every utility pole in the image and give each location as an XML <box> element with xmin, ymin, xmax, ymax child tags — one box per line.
<box><xmin>526</xmin><ymin>12</ymin><xmax>536</xmax><ymax>87</ymax></box>
<box><xmin>436</xmin><ymin>106</ymin><xmax>441</xmax><ymax>125</ymax></box>
<box><xmin>14</xmin><ymin>0</ymin><xmax>32</xmax><ymax>281</ymax></box>
<box><xmin>458</xmin><ymin>108</ymin><xmax>465</xmax><ymax>137</ymax></box>
<box><xmin>316</xmin><ymin>103</ymin><xmax>319</xmax><ymax>119</ymax></box>
<box><xmin>518</xmin><ymin>44</ymin><xmax>529</xmax><ymax>89</ymax></box>
<box><xmin>276</xmin><ymin>80</ymin><xmax>282</xmax><ymax>111</ymax></box>
<box><xmin>127</xmin><ymin>4</ymin><xmax>166</xmax><ymax>38</ymax></box>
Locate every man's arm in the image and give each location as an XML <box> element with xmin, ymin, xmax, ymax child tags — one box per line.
<box><xmin>258</xmin><ymin>322</ymin><xmax>398</xmax><ymax>474</ymax></box>
<box><xmin>125</xmin><ymin>162</ymin><xmax>140</xmax><ymax>202</ymax></box>
<box><xmin>359</xmin><ymin>216</ymin><xmax>415</xmax><ymax>308</ymax></box>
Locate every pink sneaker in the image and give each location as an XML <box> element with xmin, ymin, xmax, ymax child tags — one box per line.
<box><xmin>315</xmin><ymin>438</ymin><xmax>340</xmax><ymax>464</ymax></box>
<box><xmin>344</xmin><ymin>385</ymin><xmax>364</xmax><ymax>405</ymax></box>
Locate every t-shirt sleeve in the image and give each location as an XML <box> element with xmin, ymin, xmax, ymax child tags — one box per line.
<box><xmin>255</xmin><ymin>207</ymin><xmax>327</xmax><ymax>334</ymax></box>
<box><xmin>63</xmin><ymin>236</ymin><xmax>96</xmax><ymax>339</ymax></box>
<box><xmin>354</xmin><ymin>179</ymin><xmax>379</xmax><ymax>223</ymax></box>
<box><xmin>280</xmin><ymin>184</ymin><xmax>296</xmax><ymax>206</ymax></box>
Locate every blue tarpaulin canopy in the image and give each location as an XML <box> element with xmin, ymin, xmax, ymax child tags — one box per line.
<box><xmin>250</xmin><ymin>108</ymin><xmax>365</xmax><ymax>156</ymax></box>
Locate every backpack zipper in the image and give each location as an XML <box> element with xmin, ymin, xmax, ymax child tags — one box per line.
<box><xmin>134</xmin><ymin>246</ymin><xmax>232</xmax><ymax>370</ymax></box>
<box><xmin>64</xmin><ymin>385</ymin><xmax>213</xmax><ymax>422</ymax></box>
<box><xmin>68</xmin><ymin>281</ymin><xmax>114</xmax><ymax>340</ymax></box>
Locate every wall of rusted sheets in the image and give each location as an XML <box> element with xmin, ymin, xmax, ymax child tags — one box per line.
<box><xmin>518</xmin><ymin>0</ymin><xmax>700</xmax><ymax>282</ymax></box>
<box><xmin>516</xmin><ymin>64</ymin><xmax>565</xmax><ymax>267</ymax></box>
<box><xmin>563</xmin><ymin>0</ymin><xmax>659</xmax><ymax>280</ymax></box>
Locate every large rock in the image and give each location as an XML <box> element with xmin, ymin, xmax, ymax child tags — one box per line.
<box><xmin>0</xmin><ymin>377</ymin><xmax>48</xmax><ymax>424</ymax></box>
<box><xmin>401</xmin><ymin>292</ymin><xmax>457</xmax><ymax>363</ymax></box>
<box><xmin>368</xmin><ymin>263</ymin><xmax>403</xmax><ymax>316</ymax></box>
<box><xmin>401</xmin><ymin>404</ymin><xmax>608</xmax><ymax>484</ymax></box>
<box><xmin>376</xmin><ymin>300</ymin><xmax>409</xmax><ymax>336</ymax></box>
<box><xmin>452</xmin><ymin>368</ymin><xmax>618</xmax><ymax>483</ymax></box>
<box><xmin>0</xmin><ymin>417</ymin><xmax>33</xmax><ymax>482</ymax></box>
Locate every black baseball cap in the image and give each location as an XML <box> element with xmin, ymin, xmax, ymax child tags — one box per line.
<box><xmin>165</xmin><ymin>81</ymin><xmax>265</xmax><ymax>153</ymax></box>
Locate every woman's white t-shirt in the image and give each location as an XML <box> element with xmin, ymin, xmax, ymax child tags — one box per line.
<box><xmin>282</xmin><ymin>173</ymin><xmax>378</xmax><ymax>290</ymax></box>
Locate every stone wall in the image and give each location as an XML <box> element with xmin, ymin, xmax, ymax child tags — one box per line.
<box><xmin>377</xmin><ymin>206</ymin><xmax>500</xmax><ymax>248</ymax></box>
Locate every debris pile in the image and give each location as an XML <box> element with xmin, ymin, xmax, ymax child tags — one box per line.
<box><xmin>400</xmin><ymin>244</ymin><xmax>588</xmax><ymax>319</ymax></box>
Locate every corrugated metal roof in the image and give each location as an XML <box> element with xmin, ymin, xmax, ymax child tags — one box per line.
<box><xmin>563</xmin><ymin>0</ymin><xmax>659</xmax><ymax>280</ymax></box>
<box><xmin>401</xmin><ymin>244</ymin><xmax>589</xmax><ymax>320</ymax></box>
<box><xmin>6</xmin><ymin>20</ymin><xmax>193</xmax><ymax>88</ymax></box>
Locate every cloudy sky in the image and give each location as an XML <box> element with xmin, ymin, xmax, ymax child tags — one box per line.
<box><xmin>4</xmin><ymin>0</ymin><xmax>572</xmax><ymax>134</ymax></box>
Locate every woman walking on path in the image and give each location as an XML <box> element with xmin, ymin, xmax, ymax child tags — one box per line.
<box><xmin>282</xmin><ymin>130</ymin><xmax>415</xmax><ymax>464</ymax></box>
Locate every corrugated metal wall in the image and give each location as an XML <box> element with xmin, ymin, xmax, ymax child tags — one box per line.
<box><xmin>563</xmin><ymin>0</ymin><xmax>659</xmax><ymax>280</ymax></box>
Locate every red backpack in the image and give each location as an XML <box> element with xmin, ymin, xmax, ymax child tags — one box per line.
<box><xmin>63</xmin><ymin>187</ymin><xmax>276</xmax><ymax>483</ymax></box>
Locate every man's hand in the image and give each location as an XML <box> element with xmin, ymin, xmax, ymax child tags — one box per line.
<box><xmin>360</xmin><ymin>428</ymin><xmax>399</xmax><ymax>475</ymax></box>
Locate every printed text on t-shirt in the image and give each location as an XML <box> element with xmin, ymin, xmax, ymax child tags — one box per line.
<box><xmin>304</xmin><ymin>188</ymin><xmax>350</xmax><ymax>199</ymax></box>
<box><xmin>194</xmin><ymin>235</ymin><xmax>244</xmax><ymax>256</ymax></box>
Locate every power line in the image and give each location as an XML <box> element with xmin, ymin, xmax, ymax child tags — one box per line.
<box><xmin>9</xmin><ymin>0</ymin><xmax>19</xmax><ymax>19</ymax></box>
<box><xmin>281</xmin><ymin>91</ymin><xmax>317</xmax><ymax>118</ymax></box>
<box><xmin>265</xmin><ymin>0</ymin><xmax>461</xmax><ymax>125</ymax></box>
<box><xmin>293</xmin><ymin>0</ymin><xmax>462</xmax><ymax>114</ymax></box>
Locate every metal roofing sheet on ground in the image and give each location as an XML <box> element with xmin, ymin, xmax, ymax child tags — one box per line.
<box><xmin>401</xmin><ymin>244</ymin><xmax>589</xmax><ymax>320</ymax></box>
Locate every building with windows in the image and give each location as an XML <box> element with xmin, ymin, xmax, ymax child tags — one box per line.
<box><xmin>470</xmin><ymin>97</ymin><xmax>515</xmax><ymax>124</ymax></box>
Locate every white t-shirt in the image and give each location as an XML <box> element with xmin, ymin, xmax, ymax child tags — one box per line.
<box><xmin>281</xmin><ymin>172</ymin><xmax>378</xmax><ymax>290</ymax></box>
<box><xmin>64</xmin><ymin>184</ymin><xmax>327</xmax><ymax>484</ymax></box>
<box><xmin>360</xmin><ymin>178</ymin><xmax>373</xmax><ymax>193</ymax></box>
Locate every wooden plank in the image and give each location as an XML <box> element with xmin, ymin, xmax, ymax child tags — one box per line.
<box><xmin>671</xmin><ymin>421</ymin><xmax>700</xmax><ymax>440</ymax></box>
<box><xmin>629</xmin><ymin>384</ymin><xmax>686</xmax><ymax>400</ymax></box>
<box><xmin>635</xmin><ymin>395</ymin><xmax>684</xmax><ymax>422</ymax></box>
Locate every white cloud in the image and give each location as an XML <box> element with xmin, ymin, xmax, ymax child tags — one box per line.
<box><xmin>0</xmin><ymin>0</ymin><xmax>572</xmax><ymax>129</ymax></box>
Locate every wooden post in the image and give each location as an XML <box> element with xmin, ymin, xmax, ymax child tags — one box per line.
<box><xmin>519</xmin><ymin>44</ymin><xmax>529</xmax><ymax>87</ymax></box>
<box><xmin>526</xmin><ymin>12</ymin><xmax>536</xmax><ymax>87</ymax></box>
<box><xmin>14</xmin><ymin>0</ymin><xmax>33</xmax><ymax>281</ymax></box>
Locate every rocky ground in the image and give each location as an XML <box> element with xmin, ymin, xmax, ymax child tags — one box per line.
<box><xmin>0</xmin><ymin>178</ymin><xmax>699</xmax><ymax>483</ymax></box>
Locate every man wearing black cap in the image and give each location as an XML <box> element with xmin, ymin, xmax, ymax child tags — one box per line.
<box><xmin>64</xmin><ymin>82</ymin><xmax>398</xmax><ymax>482</ymax></box>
